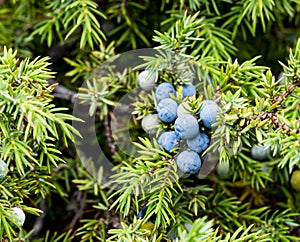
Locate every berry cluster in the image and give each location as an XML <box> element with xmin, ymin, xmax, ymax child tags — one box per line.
<box><xmin>138</xmin><ymin>70</ymin><xmax>218</xmax><ymax>175</ymax></box>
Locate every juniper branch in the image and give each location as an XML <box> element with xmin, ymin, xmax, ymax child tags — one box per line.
<box><xmin>248</xmin><ymin>78</ymin><xmax>300</xmax><ymax>134</ymax></box>
<box><xmin>48</xmin><ymin>79</ymin><xmax>78</xmax><ymax>103</ymax></box>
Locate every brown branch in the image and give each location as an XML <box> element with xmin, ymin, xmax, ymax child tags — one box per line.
<box><xmin>47</xmin><ymin>79</ymin><xmax>78</xmax><ymax>103</ymax></box>
<box><xmin>248</xmin><ymin>78</ymin><xmax>300</xmax><ymax>134</ymax></box>
<box><xmin>48</xmin><ymin>79</ymin><xmax>117</xmax><ymax>151</ymax></box>
<box><xmin>66</xmin><ymin>191</ymin><xmax>87</xmax><ymax>231</ymax></box>
<box><xmin>30</xmin><ymin>199</ymin><xmax>47</xmax><ymax>239</ymax></box>
<box><xmin>104</xmin><ymin>113</ymin><xmax>116</xmax><ymax>155</ymax></box>
<box><xmin>248</xmin><ymin>109</ymin><xmax>300</xmax><ymax>134</ymax></box>
<box><xmin>272</xmin><ymin>78</ymin><xmax>300</xmax><ymax>109</ymax></box>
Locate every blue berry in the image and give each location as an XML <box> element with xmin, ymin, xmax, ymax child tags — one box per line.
<box><xmin>199</xmin><ymin>100</ymin><xmax>218</xmax><ymax>129</ymax></box>
<box><xmin>174</xmin><ymin>114</ymin><xmax>199</xmax><ymax>139</ymax></box>
<box><xmin>155</xmin><ymin>82</ymin><xmax>176</xmax><ymax>102</ymax></box>
<box><xmin>138</xmin><ymin>205</ymin><xmax>156</xmax><ymax>223</ymax></box>
<box><xmin>181</xmin><ymin>84</ymin><xmax>196</xmax><ymax>98</ymax></box>
<box><xmin>138</xmin><ymin>70</ymin><xmax>157</xmax><ymax>91</ymax></box>
<box><xmin>186</xmin><ymin>132</ymin><xmax>210</xmax><ymax>153</ymax></box>
<box><xmin>176</xmin><ymin>150</ymin><xmax>201</xmax><ymax>174</ymax></box>
<box><xmin>177</xmin><ymin>101</ymin><xmax>193</xmax><ymax>116</ymax></box>
<box><xmin>156</xmin><ymin>98</ymin><xmax>178</xmax><ymax>123</ymax></box>
<box><xmin>158</xmin><ymin>131</ymin><xmax>180</xmax><ymax>152</ymax></box>
<box><xmin>0</xmin><ymin>159</ymin><xmax>8</xmax><ymax>179</ymax></box>
<box><xmin>141</xmin><ymin>114</ymin><xmax>159</xmax><ymax>135</ymax></box>
<box><xmin>138</xmin><ymin>205</ymin><xmax>148</xmax><ymax>219</ymax></box>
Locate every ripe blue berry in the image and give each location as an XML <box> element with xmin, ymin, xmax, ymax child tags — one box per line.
<box><xmin>156</xmin><ymin>98</ymin><xmax>178</xmax><ymax>123</ymax></box>
<box><xmin>155</xmin><ymin>82</ymin><xmax>176</xmax><ymax>102</ymax></box>
<box><xmin>186</xmin><ymin>131</ymin><xmax>210</xmax><ymax>154</ymax></box>
<box><xmin>199</xmin><ymin>100</ymin><xmax>218</xmax><ymax>129</ymax></box>
<box><xmin>158</xmin><ymin>131</ymin><xmax>180</xmax><ymax>152</ymax></box>
<box><xmin>176</xmin><ymin>150</ymin><xmax>201</xmax><ymax>174</ymax></box>
<box><xmin>9</xmin><ymin>207</ymin><xmax>25</xmax><ymax>226</ymax></box>
<box><xmin>138</xmin><ymin>205</ymin><xmax>148</xmax><ymax>219</ymax></box>
<box><xmin>138</xmin><ymin>205</ymin><xmax>156</xmax><ymax>223</ymax></box>
<box><xmin>174</xmin><ymin>114</ymin><xmax>199</xmax><ymax>139</ymax></box>
<box><xmin>177</xmin><ymin>101</ymin><xmax>193</xmax><ymax>116</ymax></box>
<box><xmin>250</xmin><ymin>144</ymin><xmax>271</xmax><ymax>161</ymax></box>
<box><xmin>138</xmin><ymin>70</ymin><xmax>157</xmax><ymax>91</ymax></box>
<box><xmin>0</xmin><ymin>159</ymin><xmax>8</xmax><ymax>179</ymax></box>
<box><xmin>181</xmin><ymin>84</ymin><xmax>196</xmax><ymax>98</ymax></box>
<box><xmin>141</xmin><ymin>114</ymin><xmax>160</xmax><ymax>135</ymax></box>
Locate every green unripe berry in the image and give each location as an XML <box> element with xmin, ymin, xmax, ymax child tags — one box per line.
<box><xmin>183</xmin><ymin>223</ymin><xmax>193</xmax><ymax>232</ymax></box>
<box><xmin>291</xmin><ymin>170</ymin><xmax>300</xmax><ymax>192</ymax></box>
<box><xmin>0</xmin><ymin>159</ymin><xmax>8</xmax><ymax>179</ymax></box>
<box><xmin>278</xmin><ymin>71</ymin><xmax>286</xmax><ymax>85</ymax></box>
<box><xmin>9</xmin><ymin>207</ymin><xmax>26</xmax><ymax>226</ymax></box>
<box><xmin>216</xmin><ymin>162</ymin><xmax>230</xmax><ymax>178</ymax></box>
<box><xmin>177</xmin><ymin>101</ymin><xmax>193</xmax><ymax>116</ymax></box>
<box><xmin>141</xmin><ymin>114</ymin><xmax>160</xmax><ymax>135</ymax></box>
<box><xmin>250</xmin><ymin>144</ymin><xmax>271</xmax><ymax>161</ymax></box>
<box><xmin>140</xmin><ymin>221</ymin><xmax>154</xmax><ymax>231</ymax></box>
<box><xmin>138</xmin><ymin>70</ymin><xmax>157</xmax><ymax>91</ymax></box>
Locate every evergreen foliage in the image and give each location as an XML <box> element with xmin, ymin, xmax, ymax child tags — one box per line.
<box><xmin>0</xmin><ymin>0</ymin><xmax>299</xmax><ymax>241</ymax></box>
